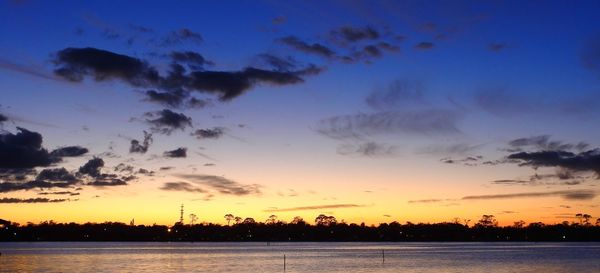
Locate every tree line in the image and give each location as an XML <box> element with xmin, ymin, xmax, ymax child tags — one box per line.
<box><xmin>1</xmin><ymin>214</ymin><xmax>598</xmax><ymax>242</ymax></box>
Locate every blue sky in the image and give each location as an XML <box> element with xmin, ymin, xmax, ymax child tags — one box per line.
<box><xmin>0</xmin><ymin>0</ymin><xmax>599</xmax><ymax>225</ymax></box>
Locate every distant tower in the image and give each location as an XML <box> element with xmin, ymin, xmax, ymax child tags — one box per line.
<box><xmin>179</xmin><ymin>204</ymin><xmax>184</xmax><ymax>224</ymax></box>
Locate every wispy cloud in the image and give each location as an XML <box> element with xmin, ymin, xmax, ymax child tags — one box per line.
<box><xmin>0</xmin><ymin>197</ymin><xmax>69</xmax><ymax>203</ymax></box>
<box><xmin>0</xmin><ymin>58</ymin><xmax>62</xmax><ymax>81</ymax></box>
<box><xmin>263</xmin><ymin>203</ymin><xmax>364</xmax><ymax>212</ymax></box>
<box><xmin>160</xmin><ymin>181</ymin><xmax>206</xmax><ymax>193</ymax></box>
<box><xmin>316</xmin><ymin>110</ymin><xmax>461</xmax><ymax>140</ymax></box>
<box><xmin>177</xmin><ymin>174</ymin><xmax>261</xmax><ymax>196</ymax></box>
<box><xmin>462</xmin><ymin>190</ymin><xmax>596</xmax><ymax>201</ymax></box>
<box><xmin>407</xmin><ymin>198</ymin><xmax>453</xmax><ymax>204</ymax></box>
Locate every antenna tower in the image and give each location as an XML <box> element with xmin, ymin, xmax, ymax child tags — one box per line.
<box><xmin>179</xmin><ymin>204</ymin><xmax>184</xmax><ymax>224</ymax></box>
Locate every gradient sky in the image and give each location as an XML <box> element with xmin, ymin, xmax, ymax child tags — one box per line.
<box><xmin>1</xmin><ymin>0</ymin><xmax>599</xmax><ymax>226</ymax></box>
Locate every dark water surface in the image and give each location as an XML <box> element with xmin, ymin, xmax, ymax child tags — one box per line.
<box><xmin>1</xmin><ymin>242</ymin><xmax>599</xmax><ymax>272</ymax></box>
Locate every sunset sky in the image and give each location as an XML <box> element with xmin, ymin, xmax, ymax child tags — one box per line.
<box><xmin>1</xmin><ymin>0</ymin><xmax>599</xmax><ymax>226</ymax></box>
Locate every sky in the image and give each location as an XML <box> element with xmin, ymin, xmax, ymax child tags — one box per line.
<box><xmin>1</xmin><ymin>0</ymin><xmax>599</xmax><ymax>226</ymax></box>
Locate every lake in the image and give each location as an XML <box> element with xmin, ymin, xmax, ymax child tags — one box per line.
<box><xmin>0</xmin><ymin>242</ymin><xmax>599</xmax><ymax>272</ymax></box>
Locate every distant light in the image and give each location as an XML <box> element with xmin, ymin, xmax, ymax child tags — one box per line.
<box><xmin>168</xmin><ymin>228</ymin><xmax>172</xmax><ymax>233</ymax></box>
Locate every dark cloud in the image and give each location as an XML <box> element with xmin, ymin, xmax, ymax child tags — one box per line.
<box><xmin>170</xmin><ymin>51</ymin><xmax>212</xmax><ymax>69</ymax></box>
<box><xmin>0</xmin><ymin>113</ymin><xmax>8</xmax><ymax>124</ymax></box>
<box><xmin>144</xmin><ymin>109</ymin><xmax>192</xmax><ymax>135</ymax></box>
<box><xmin>164</xmin><ymin>147</ymin><xmax>187</xmax><ymax>158</ymax></box>
<box><xmin>75</xmin><ymin>157</ymin><xmax>132</xmax><ymax>187</ymax></box>
<box><xmin>0</xmin><ymin>127</ymin><xmax>55</xmax><ymax>170</ymax></box>
<box><xmin>507</xmin><ymin>149</ymin><xmax>600</xmax><ymax>177</ymax></box>
<box><xmin>491</xmin><ymin>179</ymin><xmax>530</xmax><ymax>185</ymax></box>
<box><xmin>87</xmin><ymin>175</ymin><xmax>129</xmax><ymax>187</ymax></box>
<box><xmin>256</xmin><ymin>53</ymin><xmax>298</xmax><ymax>71</ymax></box>
<box><xmin>114</xmin><ymin>163</ymin><xmax>134</xmax><ymax>173</ymax></box>
<box><xmin>376</xmin><ymin>42</ymin><xmax>400</xmax><ymax>52</ymax></box>
<box><xmin>38</xmin><ymin>191</ymin><xmax>80</xmax><ymax>196</ymax></box>
<box><xmin>263</xmin><ymin>203</ymin><xmax>363</xmax><ymax>212</ymax></box>
<box><xmin>53</xmin><ymin>47</ymin><xmax>316</xmax><ymax>102</ymax></box>
<box><xmin>362</xmin><ymin>45</ymin><xmax>381</xmax><ymax>57</ymax></box>
<box><xmin>330</xmin><ymin>26</ymin><xmax>380</xmax><ymax>42</ymax></box>
<box><xmin>440</xmin><ymin>155</ymin><xmax>483</xmax><ymax>166</ymax></box>
<box><xmin>508</xmin><ymin>135</ymin><xmax>588</xmax><ymax>152</ymax></box>
<box><xmin>339</xmin><ymin>42</ymin><xmax>400</xmax><ymax>64</ymax></box>
<box><xmin>143</xmin><ymin>88</ymin><xmax>208</xmax><ymax>110</ymax></box>
<box><xmin>49</xmin><ymin>146</ymin><xmax>89</xmax><ymax>158</ymax></box>
<box><xmin>365</xmin><ymin>80</ymin><xmax>424</xmax><ymax>110</ymax></box>
<box><xmin>337</xmin><ymin>142</ymin><xmax>398</xmax><ymax>157</ymax></box>
<box><xmin>186</xmin><ymin>67</ymin><xmax>306</xmax><ymax>101</ymax></box>
<box><xmin>0</xmin><ymin>197</ymin><xmax>68</xmax><ymax>203</ymax></box>
<box><xmin>36</xmin><ymin>168</ymin><xmax>78</xmax><ymax>182</ymax></box>
<box><xmin>78</xmin><ymin>157</ymin><xmax>104</xmax><ymax>178</ymax></box>
<box><xmin>488</xmin><ymin>43</ymin><xmax>507</xmax><ymax>52</ymax></box>
<box><xmin>0</xmin><ymin>168</ymin><xmax>35</xmax><ymax>182</ymax></box>
<box><xmin>53</xmin><ymin>47</ymin><xmax>160</xmax><ymax>86</ymax></box>
<box><xmin>0</xmin><ymin>179</ymin><xmax>77</xmax><ymax>193</ymax></box>
<box><xmin>0</xmin><ymin>166</ymin><xmax>83</xmax><ymax>192</ymax></box>
<box><xmin>137</xmin><ymin>168</ymin><xmax>154</xmax><ymax>176</ymax></box>
<box><xmin>315</xmin><ymin>110</ymin><xmax>461</xmax><ymax>139</ymax></box>
<box><xmin>178</xmin><ymin>174</ymin><xmax>261</xmax><ymax>196</ymax></box>
<box><xmin>186</xmin><ymin>97</ymin><xmax>211</xmax><ymax>109</ymax></box>
<box><xmin>160</xmin><ymin>181</ymin><xmax>206</xmax><ymax>193</ymax></box>
<box><xmin>161</xmin><ymin>28</ymin><xmax>203</xmax><ymax>46</ymax></box>
<box><xmin>415</xmin><ymin>42</ymin><xmax>434</xmax><ymax>50</ymax></box>
<box><xmin>462</xmin><ymin>190</ymin><xmax>596</xmax><ymax>201</ymax></box>
<box><xmin>130</xmin><ymin>131</ymin><xmax>153</xmax><ymax>154</ymax></box>
<box><xmin>144</xmin><ymin>89</ymin><xmax>187</xmax><ymax>108</ymax></box>
<box><xmin>272</xmin><ymin>15</ymin><xmax>287</xmax><ymax>25</ymax></box>
<box><xmin>191</xmin><ymin>127</ymin><xmax>225</xmax><ymax>140</ymax></box>
<box><xmin>279</xmin><ymin>36</ymin><xmax>336</xmax><ymax>58</ymax></box>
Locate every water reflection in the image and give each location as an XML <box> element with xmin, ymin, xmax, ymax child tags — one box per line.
<box><xmin>1</xmin><ymin>242</ymin><xmax>599</xmax><ymax>273</ymax></box>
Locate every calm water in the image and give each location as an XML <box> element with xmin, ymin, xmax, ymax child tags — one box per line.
<box><xmin>0</xmin><ymin>242</ymin><xmax>599</xmax><ymax>273</ymax></box>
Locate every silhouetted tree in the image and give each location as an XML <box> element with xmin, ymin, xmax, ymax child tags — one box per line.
<box><xmin>513</xmin><ymin>220</ymin><xmax>526</xmax><ymax>228</ymax></box>
<box><xmin>315</xmin><ymin>214</ymin><xmax>337</xmax><ymax>226</ymax></box>
<box><xmin>583</xmin><ymin>214</ymin><xmax>592</xmax><ymax>226</ymax></box>
<box><xmin>527</xmin><ymin>222</ymin><xmax>545</xmax><ymax>228</ymax></box>
<box><xmin>234</xmin><ymin>216</ymin><xmax>243</xmax><ymax>224</ymax></box>
<box><xmin>242</xmin><ymin>218</ymin><xmax>256</xmax><ymax>224</ymax></box>
<box><xmin>266</xmin><ymin>215</ymin><xmax>278</xmax><ymax>225</ymax></box>
<box><xmin>291</xmin><ymin>216</ymin><xmax>305</xmax><ymax>225</ymax></box>
<box><xmin>476</xmin><ymin>215</ymin><xmax>498</xmax><ymax>228</ymax></box>
<box><xmin>224</xmin><ymin>214</ymin><xmax>234</xmax><ymax>225</ymax></box>
<box><xmin>189</xmin><ymin>214</ymin><xmax>198</xmax><ymax>225</ymax></box>
<box><xmin>576</xmin><ymin>213</ymin><xmax>583</xmax><ymax>225</ymax></box>
<box><xmin>1</xmin><ymin>217</ymin><xmax>599</xmax><ymax>242</ymax></box>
